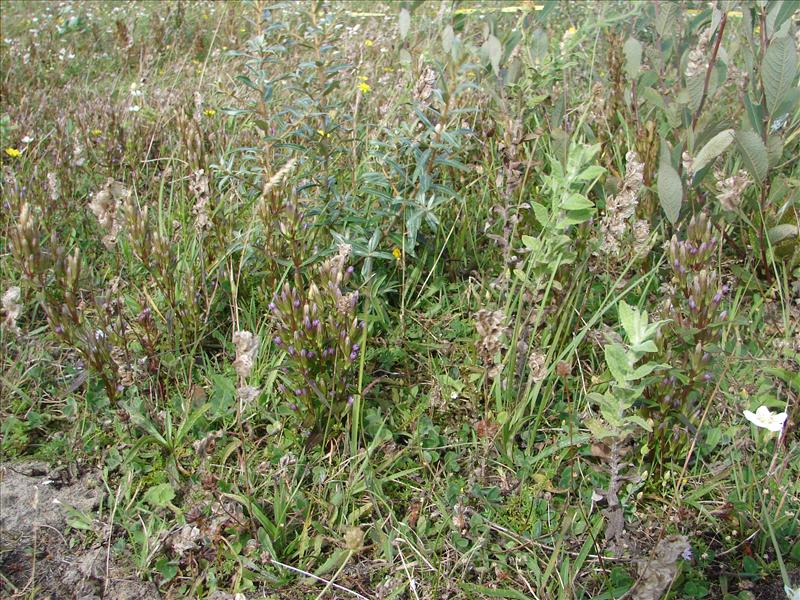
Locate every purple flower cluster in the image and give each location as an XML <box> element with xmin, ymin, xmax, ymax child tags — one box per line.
<box><xmin>658</xmin><ymin>213</ymin><xmax>728</xmax><ymax>419</ymax></box>
<box><xmin>269</xmin><ymin>244</ymin><xmax>363</xmax><ymax>425</ymax></box>
<box><xmin>666</xmin><ymin>213</ymin><xmax>728</xmax><ymax>335</ymax></box>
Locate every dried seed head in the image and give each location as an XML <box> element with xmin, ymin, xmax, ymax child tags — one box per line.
<box><xmin>475</xmin><ymin>309</ymin><xmax>508</xmax><ymax>379</ymax></box>
<box><xmin>715</xmin><ymin>168</ymin><xmax>750</xmax><ymax>212</ymax></box>
<box><xmin>89</xmin><ymin>179</ymin><xmax>129</xmax><ymax>248</ymax></box>
<box><xmin>343</xmin><ymin>526</ymin><xmax>364</xmax><ymax>552</ymax></box>
<box><xmin>1</xmin><ymin>286</ymin><xmax>23</xmax><ymax>335</ymax></box>
<box><xmin>232</xmin><ymin>331</ymin><xmax>259</xmax><ymax>381</ymax></box>
<box><xmin>528</xmin><ymin>350</ymin><xmax>547</xmax><ymax>382</ymax></box>
<box><xmin>597</xmin><ymin>151</ymin><xmax>645</xmax><ymax>258</ymax></box>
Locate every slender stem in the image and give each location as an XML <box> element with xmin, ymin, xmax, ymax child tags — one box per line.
<box><xmin>690</xmin><ymin>12</ymin><xmax>728</xmax><ymax>133</ymax></box>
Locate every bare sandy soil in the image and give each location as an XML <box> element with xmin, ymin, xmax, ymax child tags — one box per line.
<box><xmin>0</xmin><ymin>462</ymin><xmax>158</xmax><ymax>599</ymax></box>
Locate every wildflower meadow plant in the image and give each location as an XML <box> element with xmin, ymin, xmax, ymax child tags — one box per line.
<box><xmin>270</xmin><ymin>243</ymin><xmax>363</xmax><ymax>438</ymax></box>
<box><xmin>744</xmin><ymin>405</ymin><xmax>788</xmax><ymax>435</ymax></box>
<box><xmin>652</xmin><ymin>212</ymin><xmax>729</xmax><ymax>449</ymax></box>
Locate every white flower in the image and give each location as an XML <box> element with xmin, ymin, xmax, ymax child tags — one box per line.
<box><xmin>21</xmin><ymin>135</ymin><xmax>34</xmax><ymax>144</ymax></box>
<box><xmin>128</xmin><ymin>105</ymin><xmax>141</xmax><ymax>113</ymax></box>
<box><xmin>743</xmin><ymin>405</ymin><xmax>788</xmax><ymax>433</ymax></box>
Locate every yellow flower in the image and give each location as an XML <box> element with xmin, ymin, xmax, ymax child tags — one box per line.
<box><xmin>358</xmin><ymin>82</ymin><xmax>371</xmax><ymax>93</ymax></box>
<box><xmin>4</xmin><ymin>147</ymin><xmax>21</xmax><ymax>158</ymax></box>
<box><xmin>392</xmin><ymin>247</ymin><xmax>402</xmax><ymax>260</ymax></box>
<box><xmin>90</xmin><ymin>129</ymin><xmax>102</xmax><ymax>137</ymax></box>
<box><xmin>203</xmin><ymin>109</ymin><xmax>217</xmax><ymax>117</ymax></box>
<box><xmin>317</xmin><ymin>129</ymin><xmax>329</xmax><ymax>138</ymax></box>
<box><xmin>364</xmin><ymin>39</ymin><xmax>374</xmax><ymax>47</ymax></box>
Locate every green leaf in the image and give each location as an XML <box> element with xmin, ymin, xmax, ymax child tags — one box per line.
<box><xmin>766</xmin><ymin>134</ymin><xmax>784</xmax><ymax>167</ymax></box>
<box><xmin>530</xmin><ymin>202</ymin><xmax>549</xmax><ymax>226</ymax></box>
<box><xmin>656</xmin><ymin>2</ymin><xmax>679</xmax><ymax>36</ymax></box>
<box><xmin>763</xmin><ymin>36</ymin><xmax>797</xmax><ymax>114</ymax></box>
<box><xmin>630</xmin><ymin>362</ymin><xmax>666</xmax><ymax>379</ymax></box>
<box><xmin>576</xmin><ymin>165</ymin><xmax>605</xmax><ymax>181</ymax></box>
<box><xmin>618</xmin><ymin>301</ymin><xmax>642</xmax><ymax>345</ymax></box>
<box><xmin>562</xmin><ymin>193</ymin><xmax>594</xmax><ymax>210</ymax></box>
<box><xmin>399</xmin><ymin>8</ymin><xmax>411</xmax><ymax>39</ymax></box>
<box><xmin>483</xmin><ymin>35</ymin><xmax>502</xmax><ymax>74</ymax></box>
<box><xmin>735</xmin><ymin>130</ymin><xmax>769</xmax><ymax>183</ymax></box>
<box><xmin>144</xmin><ymin>483</ymin><xmax>175</xmax><ymax>508</ymax></box>
<box><xmin>693</xmin><ymin>129</ymin><xmax>734</xmax><ymax>173</ymax></box>
<box><xmin>586</xmin><ymin>417</ymin><xmax>615</xmax><ymax>440</ymax></box>
<box><xmin>605</xmin><ymin>343</ymin><xmax>633</xmax><ymax>383</ymax></box>
<box><xmin>657</xmin><ymin>162</ymin><xmax>683</xmax><ymax>224</ymax></box>
<box><xmin>767</xmin><ymin>223</ymin><xmax>798</xmax><ymax>244</ymax></box>
<box><xmin>686</xmin><ymin>73</ymin><xmax>706</xmax><ymax>111</ymax></box>
<box><xmin>623</xmin><ymin>38</ymin><xmax>643</xmax><ymax>79</ymax></box>
<box><xmin>626</xmin><ymin>414</ymin><xmax>653</xmax><ymax>433</ymax></box>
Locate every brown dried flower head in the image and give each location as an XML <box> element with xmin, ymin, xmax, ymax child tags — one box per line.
<box><xmin>232</xmin><ymin>330</ymin><xmax>259</xmax><ymax>381</ymax></box>
<box><xmin>2</xmin><ymin>286</ymin><xmax>23</xmax><ymax>335</ymax></box>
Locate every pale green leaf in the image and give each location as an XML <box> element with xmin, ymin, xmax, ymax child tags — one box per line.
<box><xmin>483</xmin><ymin>35</ymin><xmax>502</xmax><ymax>74</ymax></box>
<box><xmin>144</xmin><ymin>483</ymin><xmax>175</xmax><ymax>508</ymax></box>
<box><xmin>626</xmin><ymin>414</ymin><xmax>653</xmax><ymax>432</ymax></box>
<box><xmin>767</xmin><ymin>134</ymin><xmax>784</xmax><ymax>168</ymax></box>
<box><xmin>656</xmin><ymin>2</ymin><xmax>679</xmax><ymax>36</ymax></box>
<box><xmin>605</xmin><ymin>343</ymin><xmax>633</xmax><ymax>383</ymax></box>
<box><xmin>735</xmin><ymin>130</ymin><xmax>769</xmax><ymax>183</ymax></box>
<box><xmin>562</xmin><ymin>193</ymin><xmax>594</xmax><ymax>210</ymax></box>
<box><xmin>399</xmin><ymin>8</ymin><xmax>411</xmax><ymax>39</ymax></box>
<box><xmin>763</xmin><ymin>36</ymin><xmax>797</xmax><ymax>115</ymax></box>
<box><xmin>768</xmin><ymin>223</ymin><xmax>798</xmax><ymax>244</ymax></box>
<box><xmin>693</xmin><ymin>129</ymin><xmax>734</xmax><ymax>173</ymax></box>
<box><xmin>623</xmin><ymin>38</ymin><xmax>642</xmax><ymax>79</ymax></box>
<box><xmin>657</xmin><ymin>162</ymin><xmax>683</xmax><ymax>224</ymax></box>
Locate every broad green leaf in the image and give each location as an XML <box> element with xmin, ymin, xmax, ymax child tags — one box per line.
<box><xmin>630</xmin><ymin>340</ymin><xmax>659</xmax><ymax>354</ymax></box>
<box><xmin>144</xmin><ymin>483</ymin><xmax>175</xmax><ymax>508</ymax></box>
<box><xmin>626</xmin><ymin>414</ymin><xmax>653</xmax><ymax>432</ymax></box>
<box><xmin>530</xmin><ymin>202</ymin><xmax>549</xmax><ymax>226</ymax></box>
<box><xmin>686</xmin><ymin>73</ymin><xmax>706</xmax><ymax>111</ymax></box>
<box><xmin>623</xmin><ymin>38</ymin><xmax>643</xmax><ymax>79</ymax></box>
<box><xmin>562</xmin><ymin>193</ymin><xmax>594</xmax><ymax>210</ymax></box>
<box><xmin>766</xmin><ymin>134</ymin><xmax>784</xmax><ymax>167</ymax></box>
<box><xmin>483</xmin><ymin>35</ymin><xmax>502</xmax><ymax>74</ymax></box>
<box><xmin>657</xmin><ymin>162</ymin><xmax>683</xmax><ymax>224</ymax></box>
<box><xmin>630</xmin><ymin>362</ymin><xmax>666</xmax><ymax>379</ymax></box>
<box><xmin>576</xmin><ymin>165</ymin><xmax>606</xmax><ymax>181</ymax></box>
<box><xmin>656</xmin><ymin>2</ymin><xmax>679</xmax><ymax>36</ymax></box>
<box><xmin>586</xmin><ymin>417</ymin><xmax>616</xmax><ymax>441</ymax></box>
<box><xmin>605</xmin><ymin>343</ymin><xmax>633</xmax><ymax>383</ymax></box>
<box><xmin>763</xmin><ymin>36</ymin><xmax>797</xmax><ymax>115</ymax></box>
<box><xmin>693</xmin><ymin>129</ymin><xmax>734</xmax><ymax>173</ymax></box>
<box><xmin>399</xmin><ymin>8</ymin><xmax>411</xmax><ymax>39</ymax></box>
<box><xmin>768</xmin><ymin>223</ymin><xmax>798</xmax><ymax>243</ymax></box>
<box><xmin>618</xmin><ymin>301</ymin><xmax>642</xmax><ymax>345</ymax></box>
<box><xmin>735</xmin><ymin>130</ymin><xmax>769</xmax><ymax>183</ymax></box>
